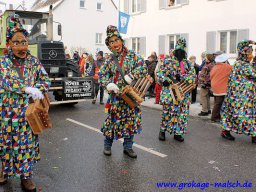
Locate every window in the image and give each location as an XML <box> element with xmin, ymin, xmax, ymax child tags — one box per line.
<box><xmin>97</xmin><ymin>2</ymin><xmax>102</xmax><ymax>10</ymax></box>
<box><xmin>207</xmin><ymin>29</ymin><xmax>248</xmax><ymax>54</ymax></box>
<box><xmin>220</xmin><ymin>32</ymin><xmax>227</xmax><ymax>53</ymax></box>
<box><xmin>230</xmin><ymin>31</ymin><xmax>237</xmax><ymax>54</ymax></box>
<box><xmin>124</xmin><ymin>0</ymin><xmax>146</xmax><ymax>14</ymax></box>
<box><xmin>159</xmin><ymin>0</ymin><xmax>189</xmax><ymax>9</ymax></box>
<box><xmin>132</xmin><ymin>38</ymin><xmax>141</xmax><ymax>54</ymax></box>
<box><xmin>168</xmin><ymin>0</ymin><xmax>178</xmax><ymax>7</ymax></box>
<box><xmin>96</xmin><ymin>33</ymin><xmax>103</xmax><ymax>44</ymax></box>
<box><xmin>131</xmin><ymin>0</ymin><xmax>141</xmax><ymax>13</ymax></box>
<box><xmin>219</xmin><ymin>31</ymin><xmax>237</xmax><ymax>54</ymax></box>
<box><xmin>169</xmin><ymin>34</ymin><xmax>181</xmax><ymax>50</ymax></box>
<box><xmin>80</xmin><ymin>0</ymin><xmax>85</xmax><ymax>8</ymax></box>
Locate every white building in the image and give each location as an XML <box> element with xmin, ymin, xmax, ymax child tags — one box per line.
<box><xmin>119</xmin><ymin>0</ymin><xmax>255</xmax><ymax>62</ymax></box>
<box><xmin>34</xmin><ymin>0</ymin><xmax>118</xmax><ymax>55</ymax></box>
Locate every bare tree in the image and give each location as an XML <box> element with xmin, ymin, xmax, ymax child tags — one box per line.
<box><xmin>69</xmin><ymin>47</ymin><xmax>88</xmax><ymax>58</ymax></box>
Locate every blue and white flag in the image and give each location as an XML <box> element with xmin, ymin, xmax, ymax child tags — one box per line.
<box><xmin>118</xmin><ymin>11</ymin><xmax>130</xmax><ymax>34</ymax></box>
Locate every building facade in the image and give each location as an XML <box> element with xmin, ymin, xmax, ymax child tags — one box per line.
<box><xmin>34</xmin><ymin>0</ymin><xmax>118</xmax><ymax>55</ymax></box>
<box><xmin>120</xmin><ymin>0</ymin><xmax>255</xmax><ymax>62</ymax></box>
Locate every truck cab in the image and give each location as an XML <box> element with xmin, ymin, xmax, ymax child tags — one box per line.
<box><xmin>0</xmin><ymin>8</ymin><xmax>94</xmax><ymax>104</ymax></box>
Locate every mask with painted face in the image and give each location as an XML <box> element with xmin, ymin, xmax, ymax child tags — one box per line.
<box><xmin>8</xmin><ymin>32</ymin><xmax>28</xmax><ymax>58</ymax></box>
<box><xmin>6</xmin><ymin>14</ymin><xmax>29</xmax><ymax>58</ymax></box>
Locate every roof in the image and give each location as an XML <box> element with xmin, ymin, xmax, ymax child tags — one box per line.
<box><xmin>32</xmin><ymin>0</ymin><xmax>64</xmax><ymax>11</ymax></box>
<box><xmin>32</xmin><ymin>0</ymin><xmax>118</xmax><ymax>12</ymax></box>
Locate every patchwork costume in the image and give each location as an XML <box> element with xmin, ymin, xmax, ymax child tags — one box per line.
<box><xmin>0</xmin><ymin>15</ymin><xmax>50</xmax><ymax>179</ymax></box>
<box><xmin>99</xmin><ymin>26</ymin><xmax>147</xmax><ymax>153</ymax></box>
<box><xmin>158</xmin><ymin>38</ymin><xmax>195</xmax><ymax>137</ymax></box>
<box><xmin>221</xmin><ymin>40</ymin><xmax>256</xmax><ymax>139</ymax></box>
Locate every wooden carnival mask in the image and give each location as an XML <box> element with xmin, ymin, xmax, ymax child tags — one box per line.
<box><xmin>8</xmin><ymin>32</ymin><xmax>28</xmax><ymax>58</ymax></box>
<box><xmin>108</xmin><ymin>35</ymin><xmax>123</xmax><ymax>53</ymax></box>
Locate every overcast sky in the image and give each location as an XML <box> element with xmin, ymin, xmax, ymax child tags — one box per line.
<box><xmin>0</xmin><ymin>0</ymin><xmax>119</xmax><ymax>10</ymax></box>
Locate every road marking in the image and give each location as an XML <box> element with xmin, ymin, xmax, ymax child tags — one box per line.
<box><xmin>66</xmin><ymin>118</ymin><xmax>167</xmax><ymax>158</ymax></box>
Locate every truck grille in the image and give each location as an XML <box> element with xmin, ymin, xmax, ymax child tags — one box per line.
<box><xmin>40</xmin><ymin>42</ymin><xmax>66</xmax><ymax>60</ymax></box>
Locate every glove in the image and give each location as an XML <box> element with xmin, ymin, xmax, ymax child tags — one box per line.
<box><xmin>163</xmin><ymin>80</ymin><xmax>170</xmax><ymax>87</ymax></box>
<box><xmin>124</xmin><ymin>74</ymin><xmax>134</xmax><ymax>85</ymax></box>
<box><xmin>25</xmin><ymin>87</ymin><xmax>44</xmax><ymax>100</ymax></box>
<box><xmin>106</xmin><ymin>83</ymin><xmax>119</xmax><ymax>93</ymax></box>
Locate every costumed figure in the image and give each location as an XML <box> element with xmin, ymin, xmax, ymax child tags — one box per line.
<box><xmin>0</xmin><ymin>15</ymin><xmax>50</xmax><ymax>191</ymax></box>
<box><xmin>99</xmin><ymin>26</ymin><xmax>148</xmax><ymax>158</ymax></box>
<box><xmin>157</xmin><ymin>37</ymin><xmax>196</xmax><ymax>142</ymax></box>
<box><xmin>221</xmin><ymin>40</ymin><xmax>256</xmax><ymax>143</ymax></box>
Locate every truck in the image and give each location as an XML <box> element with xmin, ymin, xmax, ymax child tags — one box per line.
<box><xmin>0</xmin><ymin>6</ymin><xmax>94</xmax><ymax>105</ymax></box>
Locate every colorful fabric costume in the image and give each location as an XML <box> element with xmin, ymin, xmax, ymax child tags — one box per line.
<box><xmin>0</xmin><ymin>14</ymin><xmax>50</xmax><ymax>179</ymax></box>
<box><xmin>221</xmin><ymin>40</ymin><xmax>256</xmax><ymax>136</ymax></box>
<box><xmin>99</xmin><ymin>26</ymin><xmax>147</xmax><ymax>140</ymax></box>
<box><xmin>158</xmin><ymin>38</ymin><xmax>195</xmax><ymax>135</ymax></box>
<box><xmin>0</xmin><ymin>53</ymin><xmax>50</xmax><ymax>179</ymax></box>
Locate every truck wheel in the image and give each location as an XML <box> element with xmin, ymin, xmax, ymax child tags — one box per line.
<box><xmin>66</xmin><ymin>59</ymin><xmax>81</xmax><ymax>77</ymax></box>
<box><xmin>53</xmin><ymin>90</ymin><xmax>63</xmax><ymax>101</ymax></box>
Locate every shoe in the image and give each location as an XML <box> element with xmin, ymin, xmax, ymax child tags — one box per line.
<box><xmin>21</xmin><ymin>179</ymin><xmax>36</xmax><ymax>192</ymax></box>
<box><xmin>252</xmin><ymin>137</ymin><xmax>256</xmax><ymax>144</ymax></box>
<box><xmin>0</xmin><ymin>170</ymin><xmax>7</xmax><ymax>186</ymax></box>
<box><xmin>174</xmin><ymin>135</ymin><xmax>184</xmax><ymax>142</ymax></box>
<box><xmin>100</xmin><ymin>101</ymin><xmax>104</xmax><ymax>105</ymax></box>
<box><xmin>208</xmin><ymin>110</ymin><xmax>211</xmax><ymax>114</ymax></box>
<box><xmin>158</xmin><ymin>131</ymin><xmax>165</xmax><ymax>141</ymax></box>
<box><xmin>92</xmin><ymin>100</ymin><xmax>96</xmax><ymax>104</ymax></box>
<box><xmin>124</xmin><ymin>149</ymin><xmax>137</xmax><ymax>158</ymax></box>
<box><xmin>198</xmin><ymin>111</ymin><xmax>208</xmax><ymax>116</ymax></box>
<box><xmin>221</xmin><ymin>130</ymin><xmax>235</xmax><ymax>141</ymax></box>
<box><xmin>103</xmin><ymin>148</ymin><xmax>111</xmax><ymax>156</ymax></box>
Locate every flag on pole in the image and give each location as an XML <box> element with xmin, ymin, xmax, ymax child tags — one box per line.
<box><xmin>118</xmin><ymin>11</ymin><xmax>130</xmax><ymax>34</ymax></box>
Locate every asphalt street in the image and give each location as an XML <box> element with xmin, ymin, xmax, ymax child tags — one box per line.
<box><xmin>1</xmin><ymin>101</ymin><xmax>255</xmax><ymax>192</ymax></box>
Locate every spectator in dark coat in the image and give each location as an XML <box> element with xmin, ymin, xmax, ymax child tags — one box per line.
<box><xmin>147</xmin><ymin>55</ymin><xmax>158</xmax><ymax>97</ymax></box>
<box><xmin>92</xmin><ymin>51</ymin><xmax>105</xmax><ymax>104</ymax></box>
<box><xmin>189</xmin><ymin>56</ymin><xmax>200</xmax><ymax>103</ymax></box>
<box><xmin>198</xmin><ymin>54</ymin><xmax>215</xmax><ymax>116</ymax></box>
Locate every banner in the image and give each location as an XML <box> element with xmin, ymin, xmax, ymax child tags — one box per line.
<box><xmin>118</xmin><ymin>11</ymin><xmax>130</xmax><ymax>34</ymax></box>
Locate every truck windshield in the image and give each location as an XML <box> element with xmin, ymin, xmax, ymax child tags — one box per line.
<box><xmin>20</xmin><ymin>17</ymin><xmax>49</xmax><ymax>42</ymax></box>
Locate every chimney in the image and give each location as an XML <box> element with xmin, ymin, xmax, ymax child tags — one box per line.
<box><xmin>9</xmin><ymin>4</ymin><xmax>13</xmax><ymax>10</ymax></box>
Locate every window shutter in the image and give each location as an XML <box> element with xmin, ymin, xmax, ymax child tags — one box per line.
<box><xmin>140</xmin><ymin>37</ymin><xmax>146</xmax><ymax>57</ymax></box>
<box><xmin>140</xmin><ymin>0</ymin><xmax>147</xmax><ymax>12</ymax></box>
<box><xmin>159</xmin><ymin>0</ymin><xmax>166</xmax><ymax>9</ymax></box>
<box><xmin>180</xmin><ymin>0</ymin><xmax>189</xmax><ymax>5</ymax></box>
<box><xmin>237</xmin><ymin>29</ymin><xmax>249</xmax><ymax>42</ymax></box>
<box><xmin>206</xmin><ymin>31</ymin><xmax>216</xmax><ymax>53</ymax></box>
<box><xmin>180</xmin><ymin>33</ymin><xmax>189</xmax><ymax>54</ymax></box>
<box><xmin>124</xmin><ymin>0</ymin><xmax>129</xmax><ymax>14</ymax></box>
<box><xmin>159</xmin><ymin>35</ymin><xmax>166</xmax><ymax>54</ymax></box>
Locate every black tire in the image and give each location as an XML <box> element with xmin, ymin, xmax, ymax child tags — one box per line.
<box><xmin>66</xmin><ymin>59</ymin><xmax>81</xmax><ymax>77</ymax></box>
<box><xmin>53</xmin><ymin>90</ymin><xmax>64</xmax><ymax>101</ymax></box>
